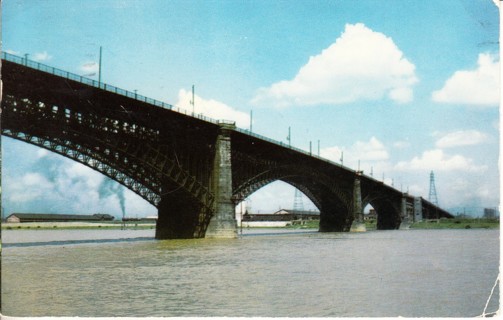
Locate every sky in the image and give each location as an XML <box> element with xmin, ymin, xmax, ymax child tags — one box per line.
<box><xmin>1</xmin><ymin>0</ymin><xmax>500</xmax><ymax>219</ymax></box>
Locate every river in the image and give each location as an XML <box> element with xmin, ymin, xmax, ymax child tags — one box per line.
<box><xmin>1</xmin><ymin>228</ymin><xmax>499</xmax><ymax>317</ymax></box>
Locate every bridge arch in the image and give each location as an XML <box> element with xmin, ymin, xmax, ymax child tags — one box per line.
<box><xmin>233</xmin><ymin>164</ymin><xmax>355</xmax><ymax>231</ymax></box>
<box><xmin>363</xmin><ymin>195</ymin><xmax>402</xmax><ymax>230</ymax></box>
<box><xmin>2</xmin><ymin>93</ymin><xmax>217</xmax><ymax>238</ymax></box>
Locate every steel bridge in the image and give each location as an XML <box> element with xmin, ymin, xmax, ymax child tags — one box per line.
<box><xmin>0</xmin><ymin>53</ymin><xmax>453</xmax><ymax>239</ymax></box>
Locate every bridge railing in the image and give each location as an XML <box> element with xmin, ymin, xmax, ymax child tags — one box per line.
<box><xmin>1</xmin><ymin>52</ymin><xmax>394</xmax><ymax>187</ymax></box>
<box><xmin>2</xmin><ymin>52</ymin><xmax>224</xmax><ymax>125</ymax></box>
<box><xmin>234</xmin><ymin>127</ymin><xmax>358</xmax><ymax>172</ymax></box>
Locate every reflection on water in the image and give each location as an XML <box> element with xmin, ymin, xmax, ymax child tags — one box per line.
<box><xmin>1</xmin><ymin>228</ymin><xmax>499</xmax><ymax>317</ymax></box>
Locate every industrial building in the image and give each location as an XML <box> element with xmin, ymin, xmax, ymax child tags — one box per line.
<box><xmin>5</xmin><ymin>213</ymin><xmax>115</xmax><ymax>223</ymax></box>
<box><xmin>241</xmin><ymin>209</ymin><xmax>320</xmax><ymax>227</ymax></box>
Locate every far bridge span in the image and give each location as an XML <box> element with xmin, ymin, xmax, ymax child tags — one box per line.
<box><xmin>0</xmin><ymin>53</ymin><xmax>453</xmax><ymax>239</ymax></box>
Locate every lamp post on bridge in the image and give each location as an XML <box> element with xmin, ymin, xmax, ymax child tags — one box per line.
<box><xmin>287</xmin><ymin>127</ymin><xmax>291</xmax><ymax>147</ymax></box>
<box><xmin>250</xmin><ymin>109</ymin><xmax>253</xmax><ymax>132</ymax></box>
<box><xmin>98</xmin><ymin>46</ymin><xmax>102</xmax><ymax>85</ymax></box>
<box><xmin>190</xmin><ymin>85</ymin><xmax>195</xmax><ymax>115</ymax></box>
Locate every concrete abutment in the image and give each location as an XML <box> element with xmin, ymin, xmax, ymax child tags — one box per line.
<box><xmin>205</xmin><ymin>123</ymin><xmax>238</xmax><ymax>238</ymax></box>
<box><xmin>350</xmin><ymin>172</ymin><xmax>366</xmax><ymax>232</ymax></box>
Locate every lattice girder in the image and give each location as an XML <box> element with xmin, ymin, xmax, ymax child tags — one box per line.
<box><xmin>1</xmin><ymin>94</ymin><xmax>215</xmax><ymax>220</ymax></box>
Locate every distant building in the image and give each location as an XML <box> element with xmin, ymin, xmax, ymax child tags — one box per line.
<box><xmin>241</xmin><ymin>209</ymin><xmax>320</xmax><ymax>227</ymax></box>
<box><xmin>483</xmin><ymin>208</ymin><xmax>498</xmax><ymax>219</ymax></box>
<box><xmin>364</xmin><ymin>209</ymin><xmax>377</xmax><ymax>221</ymax></box>
<box><xmin>122</xmin><ymin>216</ymin><xmax>157</xmax><ymax>222</ymax></box>
<box><xmin>5</xmin><ymin>213</ymin><xmax>115</xmax><ymax>223</ymax></box>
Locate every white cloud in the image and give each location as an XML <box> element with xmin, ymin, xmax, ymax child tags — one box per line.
<box><xmin>175</xmin><ymin>89</ymin><xmax>250</xmax><ymax>128</ymax></box>
<box><xmin>351</xmin><ymin>137</ymin><xmax>389</xmax><ymax>161</ymax></box>
<box><xmin>407</xmin><ymin>184</ymin><xmax>425</xmax><ymax>197</ymax></box>
<box><xmin>80</xmin><ymin>61</ymin><xmax>99</xmax><ymax>75</ymax></box>
<box><xmin>321</xmin><ymin>136</ymin><xmax>390</xmax><ymax>175</ymax></box>
<box><xmin>321</xmin><ymin>145</ymin><xmax>344</xmax><ymax>163</ymax></box>
<box><xmin>7</xmin><ymin>173</ymin><xmax>53</xmax><ymax>203</ymax></box>
<box><xmin>36</xmin><ymin>148</ymin><xmax>50</xmax><ymax>158</ymax></box>
<box><xmin>432</xmin><ymin>53</ymin><xmax>499</xmax><ymax>106</ymax></box>
<box><xmin>4</xmin><ymin>49</ymin><xmax>21</xmax><ymax>55</ymax></box>
<box><xmin>32</xmin><ymin>51</ymin><xmax>52</xmax><ymax>62</ymax></box>
<box><xmin>251</xmin><ymin>23</ymin><xmax>418</xmax><ymax>107</ymax></box>
<box><xmin>394</xmin><ymin>149</ymin><xmax>487</xmax><ymax>172</ymax></box>
<box><xmin>3</xmin><ymin>151</ymin><xmax>156</xmax><ymax>217</ymax></box>
<box><xmin>393</xmin><ymin>140</ymin><xmax>411</xmax><ymax>149</ymax></box>
<box><xmin>435</xmin><ymin>130</ymin><xmax>490</xmax><ymax>148</ymax></box>
<box><xmin>492</xmin><ymin>120</ymin><xmax>499</xmax><ymax>131</ymax></box>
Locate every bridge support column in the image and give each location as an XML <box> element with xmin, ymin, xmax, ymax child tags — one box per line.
<box><xmin>205</xmin><ymin>123</ymin><xmax>238</xmax><ymax>238</ymax></box>
<box><xmin>413</xmin><ymin>197</ymin><xmax>423</xmax><ymax>222</ymax></box>
<box><xmin>399</xmin><ymin>196</ymin><xmax>411</xmax><ymax>229</ymax></box>
<box><xmin>350</xmin><ymin>172</ymin><xmax>366</xmax><ymax>232</ymax></box>
<box><xmin>155</xmin><ymin>191</ymin><xmax>203</xmax><ymax>239</ymax></box>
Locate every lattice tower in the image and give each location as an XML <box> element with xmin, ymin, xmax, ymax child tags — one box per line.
<box><xmin>293</xmin><ymin>188</ymin><xmax>304</xmax><ymax>211</ymax></box>
<box><xmin>428</xmin><ymin>171</ymin><xmax>439</xmax><ymax>206</ymax></box>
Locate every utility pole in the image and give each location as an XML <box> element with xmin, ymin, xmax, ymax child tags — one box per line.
<box><xmin>98</xmin><ymin>46</ymin><xmax>102</xmax><ymax>85</ymax></box>
<box><xmin>429</xmin><ymin>171</ymin><xmax>439</xmax><ymax>206</ymax></box>
<box><xmin>191</xmin><ymin>85</ymin><xmax>195</xmax><ymax>114</ymax></box>
<box><xmin>317</xmin><ymin>140</ymin><xmax>320</xmax><ymax>156</ymax></box>
<box><xmin>287</xmin><ymin>127</ymin><xmax>291</xmax><ymax>146</ymax></box>
<box><xmin>250</xmin><ymin>110</ymin><xmax>253</xmax><ymax>132</ymax></box>
<box><xmin>293</xmin><ymin>189</ymin><xmax>304</xmax><ymax>212</ymax></box>
<box><xmin>309</xmin><ymin>141</ymin><xmax>312</xmax><ymax>155</ymax></box>
<box><xmin>340</xmin><ymin>151</ymin><xmax>344</xmax><ymax>165</ymax></box>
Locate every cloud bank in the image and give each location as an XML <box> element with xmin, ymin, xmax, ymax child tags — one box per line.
<box><xmin>252</xmin><ymin>23</ymin><xmax>418</xmax><ymax>108</ymax></box>
<box><xmin>321</xmin><ymin>136</ymin><xmax>390</xmax><ymax>174</ymax></box>
<box><xmin>3</xmin><ymin>148</ymin><xmax>156</xmax><ymax>218</ymax></box>
<box><xmin>432</xmin><ymin>53</ymin><xmax>499</xmax><ymax>106</ymax></box>
<box><xmin>175</xmin><ymin>89</ymin><xmax>250</xmax><ymax>128</ymax></box>
<box><xmin>32</xmin><ymin>51</ymin><xmax>52</xmax><ymax>62</ymax></box>
<box><xmin>394</xmin><ymin>149</ymin><xmax>487</xmax><ymax>173</ymax></box>
<box><xmin>435</xmin><ymin>130</ymin><xmax>490</xmax><ymax>148</ymax></box>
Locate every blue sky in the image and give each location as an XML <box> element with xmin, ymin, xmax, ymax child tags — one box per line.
<box><xmin>2</xmin><ymin>0</ymin><xmax>500</xmax><ymax>218</ymax></box>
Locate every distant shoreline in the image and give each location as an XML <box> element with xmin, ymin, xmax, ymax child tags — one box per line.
<box><xmin>1</xmin><ymin>218</ymin><xmax>498</xmax><ymax>230</ymax></box>
<box><xmin>1</xmin><ymin>221</ymin><xmax>155</xmax><ymax>230</ymax></box>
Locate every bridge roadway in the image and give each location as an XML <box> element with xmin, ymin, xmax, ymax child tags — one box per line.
<box><xmin>0</xmin><ymin>53</ymin><xmax>453</xmax><ymax>239</ymax></box>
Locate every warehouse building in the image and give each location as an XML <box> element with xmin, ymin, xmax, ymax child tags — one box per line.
<box><xmin>241</xmin><ymin>209</ymin><xmax>320</xmax><ymax>227</ymax></box>
<box><xmin>5</xmin><ymin>213</ymin><xmax>115</xmax><ymax>223</ymax></box>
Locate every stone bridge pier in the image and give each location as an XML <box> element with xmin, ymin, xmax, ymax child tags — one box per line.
<box><xmin>155</xmin><ymin>122</ymin><xmax>237</xmax><ymax>239</ymax></box>
<box><xmin>205</xmin><ymin>123</ymin><xmax>238</xmax><ymax>238</ymax></box>
<box><xmin>350</xmin><ymin>172</ymin><xmax>366</xmax><ymax>232</ymax></box>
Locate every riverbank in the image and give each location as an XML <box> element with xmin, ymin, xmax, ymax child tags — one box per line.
<box><xmin>1</xmin><ymin>217</ymin><xmax>499</xmax><ymax>230</ymax></box>
<box><xmin>1</xmin><ymin>221</ymin><xmax>155</xmax><ymax>230</ymax></box>
<box><xmin>285</xmin><ymin>218</ymin><xmax>499</xmax><ymax>230</ymax></box>
<box><xmin>409</xmin><ymin>218</ymin><xmax>499</xmax><ymax>229</ymax></box>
